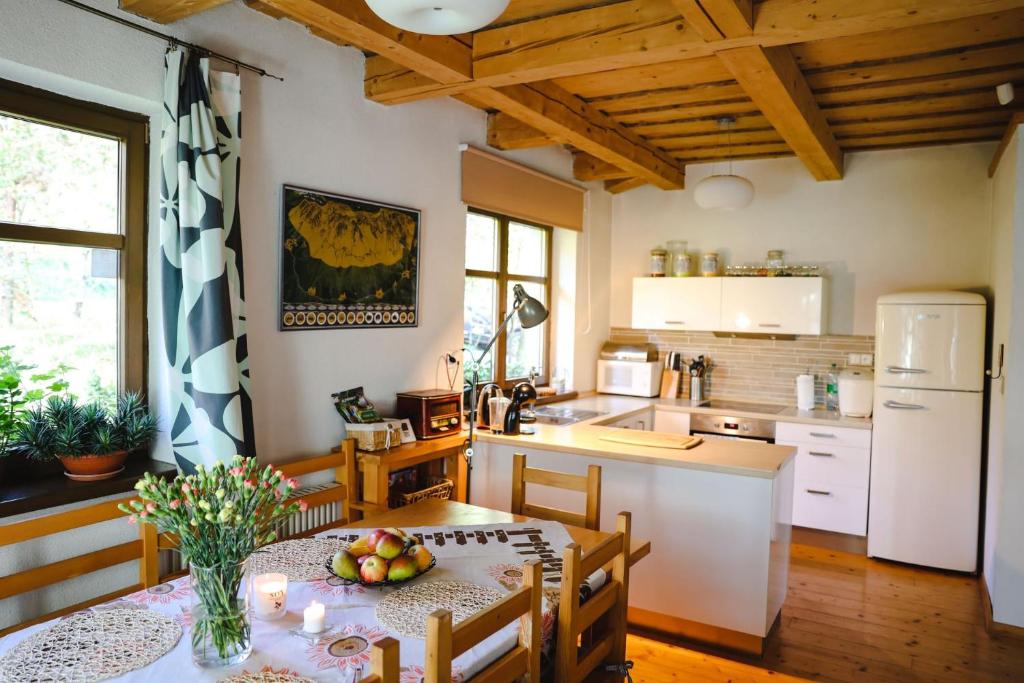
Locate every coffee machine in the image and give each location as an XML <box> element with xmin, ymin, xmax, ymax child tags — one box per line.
<box><xmin>503</xmin><ymin>382</ymin><xmax>538</xmax><ymax>435</ymax></box>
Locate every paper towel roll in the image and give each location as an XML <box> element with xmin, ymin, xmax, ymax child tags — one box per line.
<box><xmin>796</xmin><ymin>374</ymin><xmax>815</xmax><ymax>411</ymax></box>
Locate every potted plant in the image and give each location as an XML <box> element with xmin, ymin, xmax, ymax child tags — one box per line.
<box><xmin>0</xmin><ymin>346</ymin><xmax>69</xmax><ymax>482</ymax></box>
<box><xmin>121</xmin><ymin>459</ymin><xmax>306</xmax><ymax>668</ymax></box>
<box><xmin>11</xmin><ymin>392</ymin><xmax>157</xmax><ymax>480</ymax></box>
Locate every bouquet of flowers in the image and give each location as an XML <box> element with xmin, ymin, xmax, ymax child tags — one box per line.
<box><xmin>121</xmin><ymin>456</ymin><xmax>307</xmax><ymax>666</ymax></box>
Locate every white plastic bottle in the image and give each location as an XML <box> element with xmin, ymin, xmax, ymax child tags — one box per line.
<box><xmin>825</xmin><ymin>364</ymin><xmax>839</xmax><ymax>412</ymax></box>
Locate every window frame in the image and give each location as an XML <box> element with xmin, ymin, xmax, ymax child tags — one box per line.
<box><xmin>0</xmin><ymin>78</ymin><xmax>148</xmax><ymax>395</ymax></box>
<box><xmin>465</xmin><ymin>207</ymin><xmax>552</xmax><ymax>390</ymax></box>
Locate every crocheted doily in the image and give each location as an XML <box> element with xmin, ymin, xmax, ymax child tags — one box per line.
<box><xmin>248</xmin><ymin>538</ymin><xmax>347</xmax><ymax>582</ymax></box>
<box><xmin>0</xmin><ymin>608</ymin><xmax>181</xmax><ymax>682</ymax></box>
<box><xmin>375</xmin><ymin>580</ymin><xmax>504</xmax><ymax>639</ymax></box>
<box><xmin>218</xmin><ymin>672</ymin><xmax>314</xmax><ymax>683</ymax></box>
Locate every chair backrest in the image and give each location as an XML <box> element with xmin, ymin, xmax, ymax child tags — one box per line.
<box><xmin>511</xmin><ymin>452</ymin><xmax>602</xmax><ymax>530</ymax></box>
<box><xmin>0</xmin><ymin>494</ymin><xmax>158</xmax><ymax>637</ymax></box>
<box><xmin>425</xmin><ymin>559</ymin><xmax>543</xmax><ymax>683</ymax></box>
<box><xmin>363</xmin><ymin>637</ymin><xmax>400</xmax><ymax>683</ymax></box>
<box><xmin>556</xmin><ymin>512</ymin><xmax>632</xmax><ymax>683</ymax></box>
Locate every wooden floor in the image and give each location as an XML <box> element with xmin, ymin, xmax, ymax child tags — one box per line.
<box><xmin>627</xmin><ymin>543</ymin><xmax>1024</xmax><ymax>682</ymax></box>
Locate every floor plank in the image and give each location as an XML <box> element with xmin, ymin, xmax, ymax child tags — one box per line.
<box><xmin>627</xmin><ymin>542</ymin><xmax>1024</xmax><ymax>682</ymax></box>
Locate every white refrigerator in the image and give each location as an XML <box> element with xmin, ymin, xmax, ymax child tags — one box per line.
<box><xmin>868</xmin><ymin>291</ymin><xmax>986</xmax><ymax>572</ymax></box>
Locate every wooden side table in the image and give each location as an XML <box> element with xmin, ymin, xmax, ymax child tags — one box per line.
<box><xmin>344</xmin><ymin>432</ymin><xmax>467</xmax><ymax>521</ymax></box>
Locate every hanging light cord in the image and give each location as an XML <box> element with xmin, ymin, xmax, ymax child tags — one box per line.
<box><xmin>53</xmin><ymin>0</ymin><xmax>284</xmax><ymax>81</ymax></box>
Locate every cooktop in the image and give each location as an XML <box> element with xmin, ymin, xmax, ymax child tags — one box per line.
<box><xmin>696</xmin><ymin>400</ymin><xmax>787</xmax><ymax>415</ymax></box>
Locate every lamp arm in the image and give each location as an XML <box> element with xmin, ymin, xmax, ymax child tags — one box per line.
<box><xmin>472</xmin><ymin>300</ymin><xmax>523</xmax><ymax>368</ymax></box>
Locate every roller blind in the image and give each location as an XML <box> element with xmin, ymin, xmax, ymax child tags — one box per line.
<box><xmin>461</xmin><ymin>145</ymin><xmax>586</xmax><ymax>231</ymax></box>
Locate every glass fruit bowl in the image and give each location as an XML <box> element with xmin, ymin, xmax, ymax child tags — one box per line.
<box><xmin>323</xmin><ymin>555</ymin><xmax>436</xmax><ymax>588</ymax></box>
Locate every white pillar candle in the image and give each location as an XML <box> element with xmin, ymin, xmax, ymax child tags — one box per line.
<box><xmin>253</xmin><ymin>573</ymin><xmax>288</xmax><ymax>621</ymax></box>
<box><xmin>303</xmin><ymin>600</ymin><xmax>326</xmax><ymax>633</ymax></box>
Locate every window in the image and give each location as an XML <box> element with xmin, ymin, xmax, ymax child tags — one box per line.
<box><xmin>0</xmin><ymin>80</ymin><xmax>147</xmax><ymax>407</ymax></box>
<box><xmin>464</xmin><ymin>209</ymin><xmax>551</xmax><ymax>388</ymax></box>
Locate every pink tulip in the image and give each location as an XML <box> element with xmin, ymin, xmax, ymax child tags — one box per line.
<box><xmin>169</xmin><ymin>499</ymin><xmax>181</xmax><ymax>509</ymax></box>
<box><xmin>274</xmin><ymin>489</ymin><xmax>282</xmax><ymax>500</ymax></box>
<box><xmin>230</xmin><ymin>467</ymin><xmax>244</xmax><ymax>476</ymax></box>
<box><xmin>298</xmin><ymin>500</ymin><xmax>309</xmax><ymax>513</ymax></box>
<box><xmin>181</xmin><ymin>482</ymin><xmax>192</xmax><ymax>494</ymax></box>
<box><xmin>128</xmin><ymin>515</ymin><xmax>138</xmax><ymax>524</ymax></box>
<box><xmin>139</xmin><ymin>510</ymin><xmax>149</xmax><ymax>518</ymax></box>
<box><xmin>274</xmin><ymin>470</ymin><xmax>285</xmax><ymax>480</ymax></box>
<box><xmin>244</xmin><ymin>480</ymin><xmax>256</xmax><ymax>489</ymax></box>
<box><xmin>145</xmin><ymin>503</ymin><xmax>156</xmax><ymax>513</ymax></box>
<box><xmin>286</xmin><ymin>478</ymin><xmax>299</xmax><ymax>490</ymax></box>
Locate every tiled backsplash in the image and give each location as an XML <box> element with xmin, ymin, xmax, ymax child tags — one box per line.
<box><xmin>609</xmin><ymin>328</ymin><xmax>876</xmax><ymax>406</ymax></box>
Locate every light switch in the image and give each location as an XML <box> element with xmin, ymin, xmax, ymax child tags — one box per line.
<box><xmin>859</xmin><ymin>353</ymin><xmax>874</xmax><ymax>366</ymax></box>
<box><xmin>847</xmin><ymin>353</ymin><xmax>860</xmax><ymax>365</ymax></box>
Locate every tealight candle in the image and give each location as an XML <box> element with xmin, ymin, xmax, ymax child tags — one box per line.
<box><xmin>253</xmin><ymin>573</ymin><xmax>288</xmax><ymax>621</ymax></box>
<box><xmin>303</xmin><ymin>600</ymin><xmax>325</xmax><ymax>633</ymax></box>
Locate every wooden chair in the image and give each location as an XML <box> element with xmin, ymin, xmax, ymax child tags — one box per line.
<box><xmin>556</xmin><ymin>512</ymin><xmax>633</xmax><ymax>683</ymax></box>
<box><xmin>363</xmin><ymin>637</ymin><xmax>401</xmax><ymax>683</ymax></box>
<box><xmin>425</xmin><ymin>560</ymin><xmax>543</xmax><ymax>683</ymax></box>
<box><xmin>511</xmin><ymin>452</ymin><xmax>602</xmax><ymax>530</ymax></box>
<box><xmin>0</xmin><ymin>493</ymin><xmax>160</xmax><ymax>637</ymax></box>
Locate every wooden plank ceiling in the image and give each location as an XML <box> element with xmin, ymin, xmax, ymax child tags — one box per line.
<box><xmin>124</xmin><ymin>0</ymin><xmax>1024</xmax><ymax>193</ymax></box>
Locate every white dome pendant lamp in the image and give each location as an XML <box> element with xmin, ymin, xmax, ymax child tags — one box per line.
<box><xmin>693</xmin><ymin>117</ymin><xmax>755</xmax><ymax>210</ymax></box>
<box><xmin>366</xmin><ymin>0</ymin><xmax>511</xmax><ymax>35</ymax></box>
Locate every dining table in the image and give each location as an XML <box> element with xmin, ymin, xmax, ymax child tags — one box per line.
<box><xmin>0</xmin><ymin>499</ymin><xmax>650</xmax><ymax>683</ymax></box>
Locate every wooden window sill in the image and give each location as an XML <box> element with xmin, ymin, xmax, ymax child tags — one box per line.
<box><xmin>0</xmin><ymin>456</ymin><xmax>177</xmax><ymax>519</ymax></box>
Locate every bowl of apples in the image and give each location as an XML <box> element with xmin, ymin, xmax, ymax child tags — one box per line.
<box><xmin>327</xmin><ymin>527</ymin><xmax>436</xmax><ymax>587</ymax></box>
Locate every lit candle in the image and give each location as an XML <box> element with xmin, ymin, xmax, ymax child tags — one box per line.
<box><xmin>253</xmin><ymin>573</ymin><xmax>288</xmax><ymax>620</ymax></box>
<box><xmin>303</xmin><ymin>600</ymin><xmax>325</xmax><ymax>633</ymax></box>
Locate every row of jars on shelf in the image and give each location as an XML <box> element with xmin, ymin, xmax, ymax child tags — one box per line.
<box><xmin>650</xmin><ymin>242</ymin><xmax>785</xmax><ymax>277</ymax></box>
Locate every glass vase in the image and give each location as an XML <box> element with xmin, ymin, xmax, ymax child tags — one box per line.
<box><xmin>189</xmin><ymin>560</ymin><xmax>253</xmax><ymax>668</ymax></box>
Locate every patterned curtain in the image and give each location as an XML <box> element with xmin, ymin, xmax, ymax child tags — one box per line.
<box><xmin>159</xmin><ymin>49</ymin><xmax>254</xmax><ymax>472</ymax></box>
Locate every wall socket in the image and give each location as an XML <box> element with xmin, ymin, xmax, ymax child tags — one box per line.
<box><xmin>848</xmin><ymin>353</ymin><xmax>874</xmax><ymax>367</ymax></box>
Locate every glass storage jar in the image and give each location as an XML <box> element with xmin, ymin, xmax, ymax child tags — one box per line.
<box><xmin>667</xmin><ymin>240</ymin><xmax>691</xmax><ymax>277</ymax></box>
<box><xmin>650</xmin><ymin>248</ymin><xmax>668</xmax><ymax>277</ymax></box>
<box><xmin>700</xmin><ymin>252</ymin><xmax>720</xmax><ymax>277</ymax></box>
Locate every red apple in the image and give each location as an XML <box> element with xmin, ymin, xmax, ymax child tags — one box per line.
<box><xmin>357</xmin><ymin>554</ymin><xmax>370</xmax><ymax>566</ymax></box>
<box><xmin>375</xmin><ymin>533</ymin><xmax>405</xmax><ymax>560</ymax></box>
<box><xmin>407</xmin><ymin>544</ymin><xmax>433</xmax><ymax>572</ymax></box>
<box><xmin>387</xmin><ymin>555</ymin><xmax>418</xmax><ymax>581</ymax></box>
<box><xmin>366</xmin><ymin>528</ymin><xmax>389</xmax><ymax>552</ymax></box>
<box><xmin>360</xmin><ymin>555</ymin><xmax>389</xmax><ymax>583</ymax></box>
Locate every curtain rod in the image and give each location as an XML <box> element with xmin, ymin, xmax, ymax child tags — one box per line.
<box><xmin>55</xmin><ymin>0</ymin><xmax>284</xmax><ymax>81</ymax></box>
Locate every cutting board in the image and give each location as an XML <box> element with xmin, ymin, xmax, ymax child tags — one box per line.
<box><xmin>599</xmin><ymin>431</ymin><xmax>704</xmax><ymax>450</ymax></box>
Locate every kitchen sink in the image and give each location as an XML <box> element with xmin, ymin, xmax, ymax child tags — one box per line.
<box><xmin>531</xmin><ymin>406</ymin><xmax>606</xmax><ymax>426</ymax></box>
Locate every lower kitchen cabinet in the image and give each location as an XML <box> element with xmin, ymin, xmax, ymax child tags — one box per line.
<box><xmin>777</xmin><ymin>422</ymin><xmax>871</xmax><ymax>536</ymax></box>
<box><xmin>605</xmin><ymin>411</ymin><xmax>653</xmax><ymax>431</ymax></box>
<box><xmin>653</xmin><ymin>410</ymin><xmax>690</xmax><ymax>434</ymax></box>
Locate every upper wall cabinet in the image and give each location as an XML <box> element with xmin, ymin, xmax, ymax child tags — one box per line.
<box><xmin>632</xmin><ymin>277</ymin><xmax>722</xmax><ymax>331</ymax></box>
<box><xmin>720</xmin><ymin>277</ymin><xmax>826</xmax><ymax>335</ymax></box>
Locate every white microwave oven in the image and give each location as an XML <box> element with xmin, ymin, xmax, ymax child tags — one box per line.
<box><xmin>597</xmin><ymin>359</ymin><xmax>662</xmax><ymax>397</ymax></box>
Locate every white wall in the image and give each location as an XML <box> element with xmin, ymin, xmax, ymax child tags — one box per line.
<box><xmin>0</xmin><ymin>0</ymin><xmax>612</xmax><ymax>467</ymax></box>
<box><xmin>609</xmin><ymin>144</ymin><xmax>995</xmax><ymax>335</ymax></box>
<box><xmin>986</xmin><ymin>124</ymin><xmax>1024</xmax><ymax>628</ymax></box>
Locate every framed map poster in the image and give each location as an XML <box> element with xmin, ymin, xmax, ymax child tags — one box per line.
<box><xmin>279</xmin><ymin>185</ymin><xmax>420</xmax><ymax>330</ymax></box>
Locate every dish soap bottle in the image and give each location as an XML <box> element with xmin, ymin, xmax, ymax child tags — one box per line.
<box><xmin>825</xmin><ymin>364</ymin><xmax>839</xmax><ymax>412</ymax></box>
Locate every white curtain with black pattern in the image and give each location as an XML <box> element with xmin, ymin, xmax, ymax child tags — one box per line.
<box><xmin>158</xmin><ymin>49</ymin><xmax>254</xmax><ymax>471</ymax></box>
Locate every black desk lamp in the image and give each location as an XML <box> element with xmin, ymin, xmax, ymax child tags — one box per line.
<box><xmin>464</xmin><ymin>284</ymin><xmax>548</xmax><ymax>502</ymax></box>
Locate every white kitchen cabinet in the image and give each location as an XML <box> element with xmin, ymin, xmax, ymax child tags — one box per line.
<box><xmin>720</xmin><ymin>277</ymin><xmax>826</xmax><ymax>335</ymax></box>
<box><xmin>777</xmin><ymin>420</ymin><xmax>870</xmax><ymax>536</ymax></box>
<box><xmin>654</xmin><ymin>410</ymin><xmax>691</xmax><ymax>434</ymax></box>
<box><xmin>632</xmin><ymin>277</ymin><xmax>722</xmax><ymax>331</ymax></box>
<box><xmin>605</xmin><ymin>411</ymin><xmax>652</xmax><ymax>431</ymax></box>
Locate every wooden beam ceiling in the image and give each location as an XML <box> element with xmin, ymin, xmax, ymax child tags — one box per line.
<box><xmin>672</xmin><ymin>1</ymin><xmax>753</xmax><ymax>41</ymax></box>
<box><xmin>718</xmin><ymin>45</ymin><xmax>843</xmax><ymax>180</ymax></box>
<box><xmin>486</xmin><ymin>113</ymin><xmax>554</xmax><ymax>150</ymax></box>
<box><xmin>989</xmin><ymin>112</ymin><xmax>1024</xmax><ymax>176</ymax></box>
<box><xmin>119</xmin><ymin>0</ymin><xmax>230</xmax><ymax>23</ymax></box>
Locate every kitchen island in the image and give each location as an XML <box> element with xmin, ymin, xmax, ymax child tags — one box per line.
<box><xmin>471</xmin><ymin>395</ymin><xmax>798</xmax><ymax>654</ymax></box>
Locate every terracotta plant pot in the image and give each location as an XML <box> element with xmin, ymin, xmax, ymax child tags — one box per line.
<box><xmin>58</xmin><ymin>450</ymin><xmax>129</xmax><ymax>481</ymax></box>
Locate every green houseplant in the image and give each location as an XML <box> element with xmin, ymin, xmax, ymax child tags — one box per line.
<box><xmin>11</xmin><ymin>391</ymin><xmax>157</xmax><ymax>480</ymax></box>
<box><xmin>121</xmin><ymin>458</ymin><xmax>305</xmax><ymax>668</ymax></box>
<box><xmin>0</xmin><ymin>346</ymin><xmax>69</xmax><ymax>481</ymax></box>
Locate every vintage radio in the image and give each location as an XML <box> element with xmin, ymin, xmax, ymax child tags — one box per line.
<box><xmin>395</xmin><ymin>389</ymin><xmax>463</xmax><ymax>440</ymax></box>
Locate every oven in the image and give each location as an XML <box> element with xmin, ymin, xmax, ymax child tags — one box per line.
<box><xmin>689</xmin><ymin>413</ymin><xmax>776</xmax><ymax>444</ymax></box>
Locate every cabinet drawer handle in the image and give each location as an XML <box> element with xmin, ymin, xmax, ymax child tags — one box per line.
<box><xmin>883</xmin><ymin>400</ymin><xmax>926</xmax><ymax>410</ymax></box>
<box><xmin>806</xmin><ymin>489</ymin><xmax>832</xmax><ymax>496</ymax></box>
<box><xmin>886</xmin><ymin>365</ymin><xmax>926</xmax><ymax>374</ymax></box>
<box><xmin>809</xmin><ymin>432</ymin><xmax>835</xmax><ymax>438</ymax></box>
<box><xmin>758</xmin><ymin>323</ymin><xmax>782</xmax><ymax>328</ymax></box>
<box><xmin>664</xmin><ymin>320</ymin><xmax>685</xmax><ymax>325</ymax></box>
<box><xmin>808</xmin><ymin>451</ymin><xmax>834</xmax><ymax>457</ymax></box>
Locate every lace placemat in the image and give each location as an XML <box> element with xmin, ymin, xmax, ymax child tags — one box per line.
<box><xmin>375</xmin><ymin>580</ymin><xmax>504</xmax><ymax>639</ymax></box>
<box><xmin>248</xmin><ymin>538</ymin><xmax>347</xmax><ymax>582</ymax></box>
<box><xmin>0</xmin><ymin>608</ymin><xmax>181</xmax><ymax>682</ymax></box>
<box><xmin>219</xmin><ymin>672</ymin><xmax>314</xmax><ymax>683</ymax></box>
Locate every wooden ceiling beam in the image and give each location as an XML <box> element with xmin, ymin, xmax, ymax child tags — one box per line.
<box><xmin>672</xmin><ymin>1</ymin><xmax>753</xmax><ymax>41</ymax></box>
<box><xmin>257</xmin><ymin>0</ymin><xmax>472</xmax><ymax>84</ymax></box>
<box><xmin>605</xmin><ymin>178</ymin><xmax>649</xmax><ymax>194</ymax></box>
<box><xmin>989</xmin><ymin>112</ymin><xmax>1024</xmax><ymax>176</ymax></box>
<box><xmin>718</xmin><ymin>45</ymin><xmax>844</xmax><ymax>180</ymax></box>
<box><xmin>118</xmin><ymin>0</ymin><xmax>230</xmax><ymax>23</ymax></box>
<box><xmin>486</xmin><ymin>113</ymin><xmax>556</xmax><ymax>150</ymax></box>
<box><xmin>574</xmin><ymin>153</ymin><xmax>633</xmax><ymax>181</ymax></box>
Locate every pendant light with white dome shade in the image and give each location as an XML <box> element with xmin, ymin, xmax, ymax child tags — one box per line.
<box><xmin>365</xmin><ymin>0</ymin><xmax>510</xmax><ymax>35</ymax></box>
<box><xmin>693</xmin><ymin>117</ymin><xmax>755</xmax><ymax>210</ymax></box>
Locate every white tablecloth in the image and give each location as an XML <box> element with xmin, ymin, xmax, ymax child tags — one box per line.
<box><xmin>0</xmin><ymin>521</ymin><xmax>596</xmax><ymax>682</ymax></box>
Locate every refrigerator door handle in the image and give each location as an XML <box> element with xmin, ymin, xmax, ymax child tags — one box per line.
<box><xmin>886</xmin><ymin>366</ymin><xmax>927</xmax><ymax>374</ymax></box>
<box><xmin>883</xmin><ymin>400</ymin><xmax>927</xmax><ymax>410</ymax></box>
